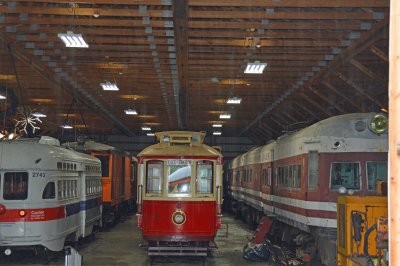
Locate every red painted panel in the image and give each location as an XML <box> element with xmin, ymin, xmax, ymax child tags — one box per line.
<box><xmin>0</xmin><ymin>206</ymin><xmax>65</xmax><ymax>222</ymax></box>
<box><xmin>142</xmin><ymin>200</ymin><xmax>216</xmax><ymax>238</ymax></box>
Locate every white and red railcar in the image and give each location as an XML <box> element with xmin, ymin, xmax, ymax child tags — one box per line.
<box><xmin>136</xmin><ymin>131</ymin><xmax>223</xmax><ymax>256</ymax></box>
<box><xmin>226</xmin><ymin>113</ymin><xmax>388</xmax><ymax>265</ymax></box>
<box><xmin>0</xmin><ymin>136</ymin><xmax>102</xmax><ymax>259</ymax></box>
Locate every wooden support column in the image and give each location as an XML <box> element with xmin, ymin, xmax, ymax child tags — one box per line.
<box><xmin>389</xmin><ymin>1</ymin><xmax>400</xmax><ymax>263</ymax></box>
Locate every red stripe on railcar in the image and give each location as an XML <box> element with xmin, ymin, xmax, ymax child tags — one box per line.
<box><xmin>0</xmin><ymin>206</ymin><xmax>65</xmax><ymax>223</ymax></box>
<box><xmin>142</xmin><ymin>200</ymin><xmax>216</xmax><ymax>240</ymax></box>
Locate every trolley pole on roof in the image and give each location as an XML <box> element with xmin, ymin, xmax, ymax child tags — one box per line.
<box><xmin>389</xmin><ymin>1</ymin><xmax>400</xmax><ymax>264</ymax></box>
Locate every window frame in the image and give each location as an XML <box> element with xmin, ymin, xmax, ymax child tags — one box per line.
<box><xmin>3</xmin><ymin>172</ymin><xmax>29</xmax><ymax>200</ymax></box>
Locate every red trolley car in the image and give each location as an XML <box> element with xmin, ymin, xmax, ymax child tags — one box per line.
<box><xmin>136</xmin><ymin>131</ymin><xmax>223</xmax><ymax>256</ymax></box>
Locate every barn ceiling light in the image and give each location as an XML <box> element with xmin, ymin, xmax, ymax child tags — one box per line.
<box><xmin>213</xmin><ymin>131</ymin><xmax>222</xmax><ymax>136</ymax></box>
<box><xmin>212</xmin><ymin>124</ymin><xmax>222</xmax><ymax>128</ymax></box>
<box><xmin>147</xmin><ymin>133</ymin><xmax>155</xmax><ymax>136</ymax></box>
<box><xmin>0</xmin><ymin>94</ymin><xmax>5</xmax><ymax>100</ymax></box>
<box><xmin>32</xmin><ymin>112</ymin><xmax>47</xmax><ymax>118</ymax></box>
<box><xmin>244</xmin><ymin>62</ymin><xmax>268</xmax><ymax>74</ymax></box>
<box><xmin>101</xmin><ymin>81</ymin><xmax>119</xmax><ymax>91</ymax></box>
<box><xmin>141</xmin><ymin>126</ymin><xmax>151</xmax><ymax>131</ymax></box>
<box><xmin>57</xmin><ymin>31</ymin><xmax>89</xmax><ymax>48</ymax></box>
<box><xmin>61</xmin><ymin>125</ymin><xmax>73</xmax><ymax>129</ymax></box>
<box><xmin>219</xmin><ymin>113</ymin><xmax>231</xmax><ymax>119</ymax></box>
<box><xmin>227</xmin><ymin>97</ymin><xmax>242</xmax><ymax>104</ymax></box>
<box><xmin>124</xmin><ymin>109</ymin><xmax>138</xmax><ymax>115</ymax></box>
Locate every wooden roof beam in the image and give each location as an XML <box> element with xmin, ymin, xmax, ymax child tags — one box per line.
<box><xmin>291</xmin><ymin>100</ymin><xmax>320</xmax><ymax>120</ymax></box>
<box><xmin>370</xmin><ymin>45</ymin><xmax>389</xmax><ymax>62</ymax></box>
<box><xmin>322</xmin><ymin>81</ymin><xmax>365</xmax><ymax>112</ymax></box>
<box><xmin>15</xmin><ymin>0</ymin><xmax>389</xmax><ymax>8</ymax></box>
<box><xmin>350</xmin><ymin>58</ymin><xmax>388</xmax><ymax>88</ymax></box>
<box><xmin>300</xmin><ymin>92</ymin><xmax>333</xmax><ymax>116</ymax></box>
<box><xmin>309</xmin><ymin>85</ymin><xmax>347</xmax><ymax>113</ymax></box>
<box><xmin>173</xmin><ymin>0</ymin><xmax>188</xmax><ymax>129</ymax></box>
<box><xmin>335</xmin><ymin>71</ymin><xmax>386</xmax><ymax>109</ymax></box>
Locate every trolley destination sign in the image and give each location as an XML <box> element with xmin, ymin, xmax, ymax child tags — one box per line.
<box><xmin>167</xmin><ymin>159</ymin><xmax>192</xmax><ymax>165</ymax></box>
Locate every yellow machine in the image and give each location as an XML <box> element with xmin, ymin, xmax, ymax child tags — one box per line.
<box><xmin>337</xmin><ymin>195</ymin><xmax>388</xmax><ymax>266</ymax></box>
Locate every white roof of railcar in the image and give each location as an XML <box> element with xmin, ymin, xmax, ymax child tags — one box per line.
<box><xmin>273</xmin><ymin>113</ymin><xmax>388</xmax><ymax>160</ymax></box>
<box><xmin>0</xmin><ymin>136</ymin><xmax>100</xmax><ymax>170</ymax></box>
<box><xmin>242</xmin><ymin>146</ymin><xmax>263</xmax><ymax>166</ymax></box>
<box><xmin>229</xmin><ymin>113</ymin><xmax>388</xmax><ymax>169</ymax></box>
<box><xmin>138</xmin><ymin>131</ymin><xmax>222</xmax><ymax>158</ymax></box>
<box><xmin>62</xmin><ymin>140</ymin><xmax>116</xmax><ymax>152</ymax></box>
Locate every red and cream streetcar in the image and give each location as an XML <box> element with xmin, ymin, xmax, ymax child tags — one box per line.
<box><xmin>136</xmin><ymin>131</ymin><xmax>223</xmax><ymax>256</ymax></box>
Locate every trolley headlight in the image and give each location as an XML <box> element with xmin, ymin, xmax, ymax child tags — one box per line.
<box><xmin>172</xmin><ymin>211</ymin><xmax>186</xmax><ymax>225</ymax></box>
<box><xmin>19</xmin><ymin>210</ymin><xmax>27</xmax><ymax>217</ymax></box>
<box><xmin>368</xmin><ymin>114</ymin><xmax>388</xmax><ymax>134</ymax></box>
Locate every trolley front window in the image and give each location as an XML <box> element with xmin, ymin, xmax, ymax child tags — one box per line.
<box><xmin>330</xmin><ymin>162</ymin><xmax>360</xmax><ymax>190</ymax></box>
<box><xmin>367</xmin><ymin>161</ymin><xmax>387</xmax><ymax>191</ymax></box>
<box><xmin>196</xmin><ymin>160</ymin><xmax>213</xmax><ymax>194</ymax></box>
<box><xmin>146</xmin><ymin>160</ymin><xmax>164</xmax><ymax>194</ymax></box>
<box><xmin>167</xmin><ymin>159</ymin><xmax>192</xmax><ymax>194</ymax></box>
<box><xmin>4</xmin><ymin>172</ymin><xmax>28</xmax><ymax>200</ymax></box>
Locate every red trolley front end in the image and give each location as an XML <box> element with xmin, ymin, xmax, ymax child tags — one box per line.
<box><xmin>136</xmin><ymin>131</ymin><xmax>223</xmax><ymax>256</ymax></box>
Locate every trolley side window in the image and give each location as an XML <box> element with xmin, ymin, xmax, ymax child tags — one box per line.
<box><xmin>330</xmin><ymin>162</ymin><xmax>360</xmax><ymax>190</ymax></box>
<box><xmin>167</xmin><ymin>159</ymin><xmax>192</xmax><ymax>194</ymax></box>
<box><xmin>308</xmin><ymin>151</ymin><xmax>318</xmax><ymax>190</ymax></box>
<box><xmin>42</xmin><ymin>182</ymin><xmax>55</xmax><ymax>199</ymax></box>
<box><xmin>4</xmin><ymin>172</ymin><xmax>28</xmax><ymax>200</ymax></box>
<box><xmin>146</xmin><ymin>160</ymin><xmax>164</xmax><ymax>194</ymax></box>
<box><xmin>95</xmin><ymin>155</ymin><xmax>110</xmax><ymax>177</ymax></box>
<box><xmin>196</xmin><ymin>160</ymin><xmax>213</xmax><ymax>194</ymax></box>
<box><xmin>366</xmin><ymin>161</ymin><xmax>387</xmax><ymax>191</ymax></box>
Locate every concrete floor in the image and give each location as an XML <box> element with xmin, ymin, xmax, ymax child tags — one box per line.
<box><xmin>0</xmin><ymin>213</ymin><xmax>272</xmax><ymax>266</ymax></box>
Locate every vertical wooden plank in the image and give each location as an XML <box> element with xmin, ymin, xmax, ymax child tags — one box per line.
<box><xmin>389</xmin><ymin>1</ymin><xmax>400</xmax><ymax>263</ymax></box>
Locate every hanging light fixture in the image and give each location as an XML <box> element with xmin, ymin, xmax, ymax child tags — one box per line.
<box><xmin>227</xmin><ymin>97</ymin><xmax>242</xmax><ymax>104</ymax></box>
<box><xmin>100</xmin><ymin>81</ymin><xmax>119</xmax><ymax>91</ymax></box>
<box><xmin>57</xmin><ymin>31</ymin><xmax>89</xmax><ymax>48</ymax></box>
<box><xmin>124</xmin><ymin>109</ymin><xmax>138</xmax><ymax>115</ymax></box>
<box><xmin>219</xmin><ymin>113</ymin><xmax>231</xmax><ymax>119</ymax></box>
<box><xmin>244</xmin><ymin>61</ymin><xmax>268</xmax><ymax>74</ymax></box>
<box><xmin>32</xmin><ymin>112</ymin><xmax>47</xmax><ymax>118</ymax></box>
<box><xmin>61</xmin><ymin>125</ymin><xmax>73</xmax><ymax>129</ymax></box>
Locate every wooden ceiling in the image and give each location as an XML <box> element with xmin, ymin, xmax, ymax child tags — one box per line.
<box><xmin>0</xmin><ymin>0</ymin><xmax>389</xmax><ymax>143</ymax></box>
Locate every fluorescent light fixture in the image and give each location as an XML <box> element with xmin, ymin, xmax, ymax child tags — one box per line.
<box><xmin>8</xmin><ymin>133</ymin><xmax>14</xmax><ymax>139</ymax></box>
<box><xmin>244</xmin><ymin>62</ymin><xmax>267</xmax><ymax>74</ymax></box>
<box><xmin>141</xmin><ymin>126</ymin><xmax>151</xmax><ymax>131</ymax></box>
<box><xmin>227</xmin><ymin>97</ymin><xmax>242</xmax><ymax>104</ymax></box>
<box><xmin>147</xmin><ymin>133</ymin><xmax>155</xmax><ymax>136</ymax></box>
<box><xmin>219</xmin><ymin>113</ymin><xmax>231</xmax><ymax>119</ymax></box>
<box><xmin>213</xmin><ymin>131</ymin><xmax>222</xmax><ymax>136</ymax></box>
<box><xmin>0</xmin><ymin>94</ymin><xmax>5</xmax><ymax>100</ymax></box>
<box><xmin>0</xmin><ymin>132</ymin><xmax>4</xmax><ymax>139</ymax></box>
<box><xmin>213</xmin><ymin>124</ymin><xmax>222</xmax><ymax>128</ymax></box>
<box><xmin>124</xmin><ymin>109</ymin><xmax>138</xmax><ymax>115</ymax></box>
<box><xmin>32</xmin><ymin>112</ymin><xmax>47</xmax><ymax>118</ymax></box>
<box><xmin>57</xmin><ymin>31</ymin><xmax>89</xmax><ymax>48</ymax></box>
<box><xmin>101</xmin><ymin>82</ymin><xmax>119</xmax><ymax>91</ymax></box>
<box><xmin>61</xmin><ymin>125</ymin><xmax>73</xmax><ymax>129</ymax></box>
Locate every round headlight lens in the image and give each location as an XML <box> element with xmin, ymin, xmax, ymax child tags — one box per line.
<box><xmin>172</xmin><ymin>211</ymin><xmax>186</xmax><ymax>225</ymax></box>
<box><xmin>368</xmin><ymin>114</ymin><xmax>388</xmax><ymax>134</ymax></box>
